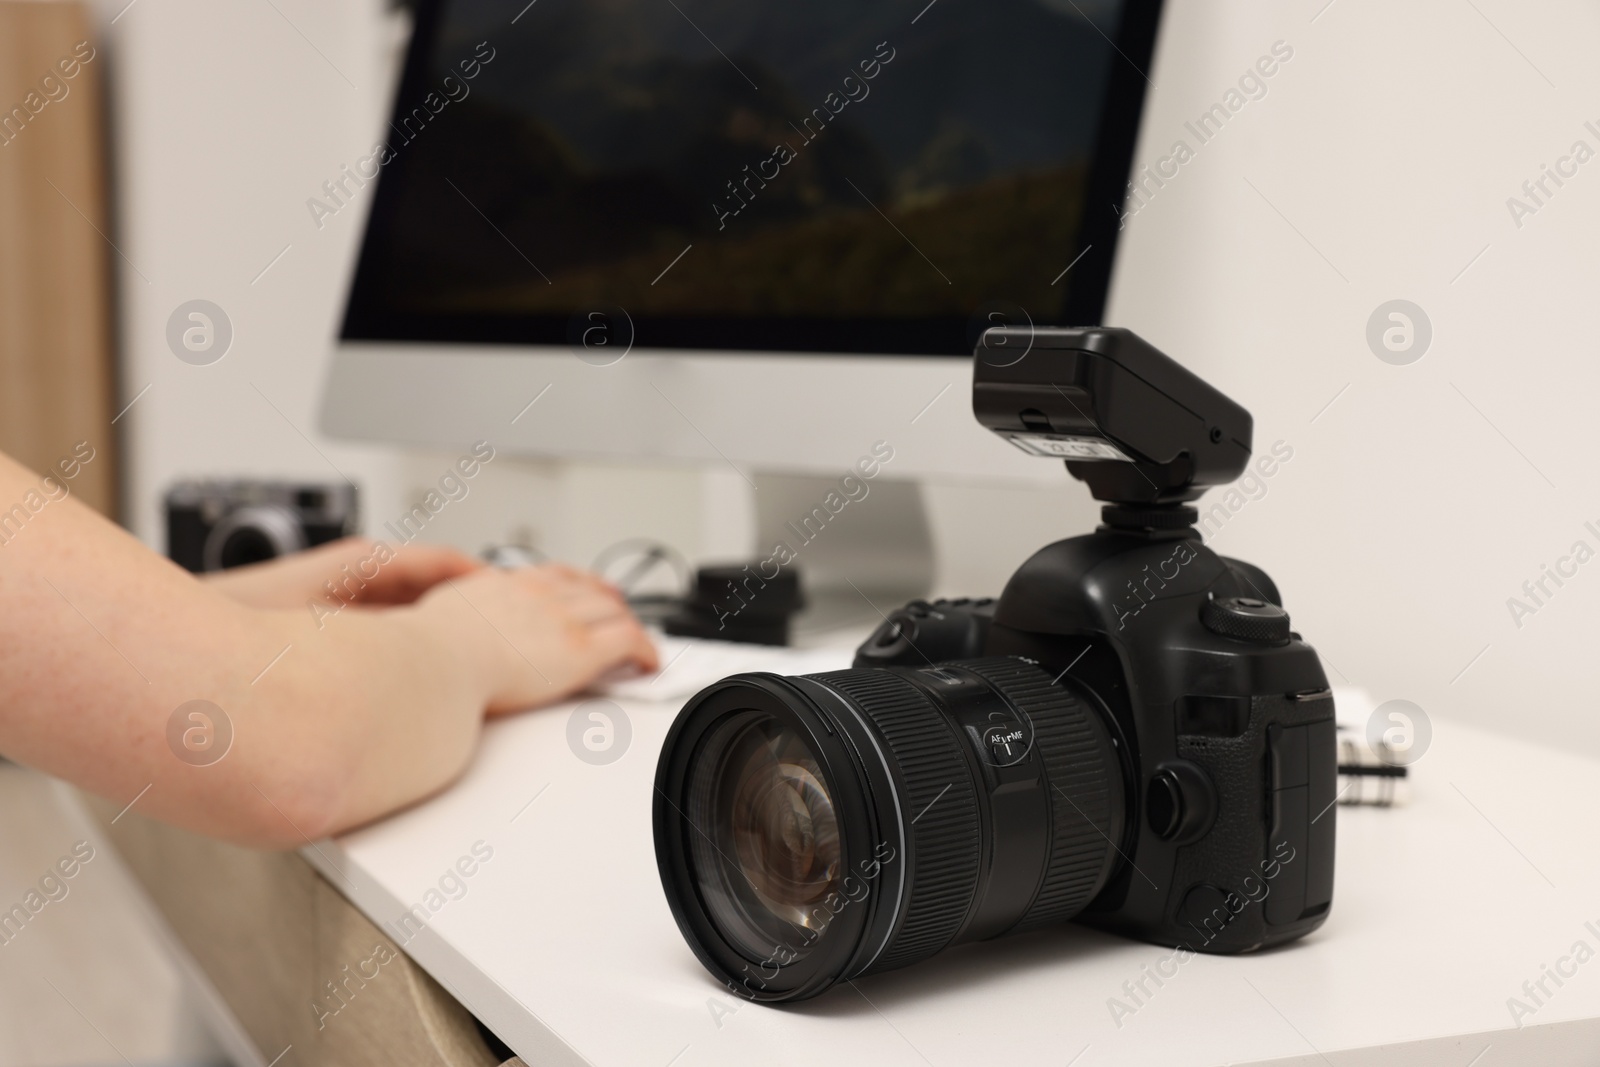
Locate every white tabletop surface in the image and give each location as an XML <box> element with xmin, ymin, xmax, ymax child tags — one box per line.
<box><xmin>306</xmin><ymin>636</ymin><xmax>1600</xmax><ymax>1067</ymax></box>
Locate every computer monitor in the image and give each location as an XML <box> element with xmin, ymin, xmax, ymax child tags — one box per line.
<box><xmin>321</xmin><ymin>0</ymin><xmax>1164</xmax><ymax>488</ymax></box>
<box><xmin>321</xmin><ymin>0</ymin><xmax>1163</xmax><ymax>602</ymax></box>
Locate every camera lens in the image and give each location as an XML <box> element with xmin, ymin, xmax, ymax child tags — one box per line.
<box><xmin>654</xmin><ymin>659</ymin><xmax>1126</xmax><ymax>1001</ymax></box>
<box><xmin>216</xmin><ymin>527</ymin><xmax>279</xmax><ymax>568</ymax></box>
<box><xmin>689</xmin><ymin>713</ymin><xmax>842</xmax><ymax>962</ymax></box>
<box><xmin>202</xmin><ymin>504</ymin><xmax>307</xmax><ymax>572</ymax></box>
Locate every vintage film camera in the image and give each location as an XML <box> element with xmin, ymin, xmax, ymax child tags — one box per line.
<box><xmin>166</xmin><ymin>480</ymin><xmax>358</xmax><ymax>572</ymax></box>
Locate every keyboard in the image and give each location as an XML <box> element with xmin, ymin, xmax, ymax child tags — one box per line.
<box><xmin>604</xmin><ymin>632</ymin><xmax>855</xmax><ymax>703</ymax></box>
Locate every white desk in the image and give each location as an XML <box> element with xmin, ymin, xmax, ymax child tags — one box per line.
<box><xmin>307</xmin><ymin>638</ymin><xmax>1600</xmax><ymax>1066</ymax></box>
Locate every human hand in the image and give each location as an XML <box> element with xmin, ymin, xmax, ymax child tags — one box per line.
<box><xmin>203</xmin><ymin>537</ymin><xmax>482</xmax><ymax>611</ymax></box>
<box><xmin>412</xmin><ymin>563</ymin><xmax>660</xmax><ymax>713</ymax></box>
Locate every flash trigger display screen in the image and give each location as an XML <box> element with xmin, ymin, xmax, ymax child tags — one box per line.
<box><xmin>1004</xmin><ymin>433</ymin><xmax>1133</xmax><ymax>461</ymax></box>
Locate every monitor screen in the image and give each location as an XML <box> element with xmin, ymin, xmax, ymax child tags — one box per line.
<box><xmin>340</xmin><ymin>0</ymin><xmax>1161</xmax><ymax>355</ymax></box>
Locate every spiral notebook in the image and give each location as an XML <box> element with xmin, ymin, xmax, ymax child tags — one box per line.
<box><xmin>1331</xmin><ymin>687</ymin><xmax>1411</xmax><ymax>807</ymax></box>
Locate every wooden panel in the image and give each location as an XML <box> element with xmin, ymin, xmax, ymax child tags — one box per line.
<box><xmin>0</xmin><ymin>1</ymin><xmax>119</xmax><ymax>518</ymax></box>
<box><xmin>81</xmin><ymin>792</ymin><xmax>505</xmax><ymax>1067</ymax></box>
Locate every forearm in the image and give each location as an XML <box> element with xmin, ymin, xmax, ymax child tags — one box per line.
<box><xmin>0</xmin><ymin>451</ymin><xmax>653</xmax><ymax>847</ymax></box>
<box><xmin>0</xmin><ymin>457</ymin><xmax>489</xmax><ymax>847</ymax></box>
<box><xmin>250</xmin><ymin>603</ymin><xmax>494</xmax><ymax>841</ymax></box>
<box><xmin>200</xmin><ymin>535</ymin><xmax>484</xmax><ymax>611</ymax></box>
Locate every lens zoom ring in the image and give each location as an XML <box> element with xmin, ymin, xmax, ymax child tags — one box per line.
<box><xmin>807</xmin><ymin>670</ymin><xmax>982</xmax><ymax>972</ymax></box>
<box><xmin>954</xmin><ymin>659</ymin><xmax>1122</xmax><ymax>932</ymax></box>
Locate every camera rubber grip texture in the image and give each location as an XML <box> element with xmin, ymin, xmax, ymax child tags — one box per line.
<box><xmin>956</xmin><ymin>659</ymin><xmax>1124</xmax><ymax>932</ymax></box>
<box><xmin>807</xmin><ymin>670</ymin><xmax>983</xmax><ymax>974</ymax></box>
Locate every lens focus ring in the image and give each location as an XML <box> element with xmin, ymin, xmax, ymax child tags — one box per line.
<box><xmin>955</xmin><ymin>659</ymin><xmax>1124</xmax><ymax>932</ymax></box>
<box><xmin>807</xmin><ymin>670</ymin><xmax>982</xmax><ymax>973</ymax></box>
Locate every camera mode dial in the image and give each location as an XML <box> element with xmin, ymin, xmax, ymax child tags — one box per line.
<box><xmin>1200</xmin><ymin>595</ymin><xmax>1291</xmax><ymax>646</ymax></box>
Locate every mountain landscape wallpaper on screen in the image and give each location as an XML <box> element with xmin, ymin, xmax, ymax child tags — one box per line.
<box><xmin>348</xmin><ymin>0</ymin><xmax>1124</xmax><ymax>335</ymax></box>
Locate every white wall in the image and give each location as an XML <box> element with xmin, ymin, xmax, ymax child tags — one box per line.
<box><xmin>1106</xmin><ymin>0</ymin><xmax>1600</xmax><ymax>753</ymax></box>
<box><xmin>101</xmin><ymin>0</ymin><xmax>1600</xmax><ymax>754</ymax></box>
<box><xmin>102</xmin><ymin>0</ymin><xmax>406</xmax><ymax>544</ymax></box>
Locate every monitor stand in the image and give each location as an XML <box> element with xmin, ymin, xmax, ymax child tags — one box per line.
<box><xmin>750</xmin><ymin>472</ymin><xmax>935</xmax><ymax>642</ymax></box>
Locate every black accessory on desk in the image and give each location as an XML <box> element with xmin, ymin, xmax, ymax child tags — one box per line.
<box><xmin>663</xmin><ymin>563</ymin><xmax>804</xmax><ymax>646</ymax></box>
<box><xmin>166</xmin><ymin>480</ymin><xmax>358</xmax><ymax>572</ymax></box>
<box><xmin>653</xmin><ymin>328</ymin><xmax>1336</xmax><ymax>1002</ymax></box>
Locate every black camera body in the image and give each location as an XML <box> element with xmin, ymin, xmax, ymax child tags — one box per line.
<box><xmin>854</xmin><ymin>545</ymin><xmax>1334</xmax><ymax>955</ymax></box>
<box><xmin>654</xmin><ymin>328</ymin><xmax>1335</xmax><ymax>1002</ymax></box>
<box><xmin>166</xmin><ymin>480</ymin><xmax>358</xmax><ymax>573</ymax></box>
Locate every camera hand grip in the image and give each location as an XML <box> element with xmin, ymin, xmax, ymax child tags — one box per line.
<box><xmin>1265</xmin><ymin>718</ymin><xmax>1336</xmax><ymax>925</ymax></box>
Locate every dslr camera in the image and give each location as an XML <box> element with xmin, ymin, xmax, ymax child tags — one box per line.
<box><xmin>166</xmin><ymin>480</ymin><xmax>358</xmax><ymax>573</ymax></box>
<box><xmin>654</xmin><ymin>328</ymin><xmax>1335</xmax><ymax>1001</ymax></box>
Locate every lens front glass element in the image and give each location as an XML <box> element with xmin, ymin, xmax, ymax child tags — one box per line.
<box><xmin>688</xmin><ymin>713</ymin><xmax>843</xmax><ymax>963</ymax></box>
<box><xmin>218</xmin><ymin>527</ymin><xmax>279</xmax><ymax>568</ymax></box>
